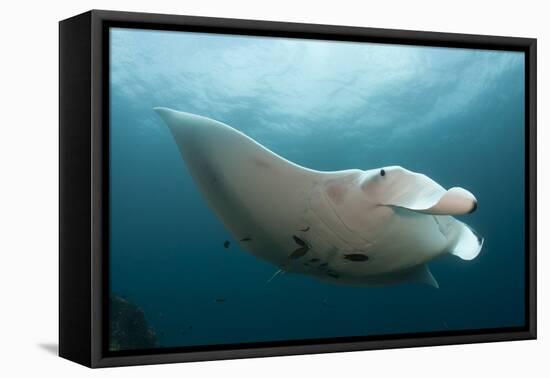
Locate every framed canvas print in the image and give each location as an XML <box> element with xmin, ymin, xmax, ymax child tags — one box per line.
<box><xmin>59</xmin><ymin>10</ymin><xmax>537</xmax><ymax>368</ymax></box>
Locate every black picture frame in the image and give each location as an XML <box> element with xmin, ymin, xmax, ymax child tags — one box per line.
<box><xmin>59</xmin><ymin>9</ymin><xmax>537</xmax><ymax>368</ymax></box>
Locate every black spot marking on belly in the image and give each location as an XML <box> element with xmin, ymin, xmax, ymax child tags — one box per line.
<box><xmin>292</xmin><ymin>235</ymin><xmax>307</xmax><ymax>247</ymax></box>
<box><xmin>289</xmin><ymin>246</ymin><xmax>309</xmax><ymax>259</ymax></box>
<box><xmin>343</xmin><ymin>253</ymin><xmax>369</xmax><ymax>262</ymax></box>
<box><xmin>288</xmin><ymin>235</ymin><xmax>310</xmax><ymax>259</ymax></box>
<box><xmin>240</xmin><ymin>237</ymin><xmax>252</xmax><ymax>242</ymax></box>
<box><xmin>309</xmin><ymin>258</ymin><xmax>320</xmax><ymax>263</ymax></box>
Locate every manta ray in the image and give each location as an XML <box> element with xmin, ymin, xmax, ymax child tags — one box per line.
<box><xmin>155</xmin><ymin>107</ymin><xmax>483</xmax><ymax>288</ymax></box>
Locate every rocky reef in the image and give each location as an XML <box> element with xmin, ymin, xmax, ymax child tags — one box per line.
<box><xmin>109</xmin><ymin>295</ymin><xmax>157</xmax><ymax>351</ymax></box>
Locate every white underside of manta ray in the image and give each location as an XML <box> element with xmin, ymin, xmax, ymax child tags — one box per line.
<box><xmin>155</xmin><ymin>107</ymin><xmax>484</xmax><ymax>288</ymax></box>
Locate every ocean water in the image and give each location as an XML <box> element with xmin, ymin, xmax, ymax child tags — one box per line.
<box><xmin>109</xmin><ymin>27</ymin><xmax>525</xmax><ymax>350</ymax></box>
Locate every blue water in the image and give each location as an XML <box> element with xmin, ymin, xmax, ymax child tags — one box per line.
<box><xmin>109</xmin><ymin>28</ymin><xmax>525</xmax><ymax>350</ymax></box>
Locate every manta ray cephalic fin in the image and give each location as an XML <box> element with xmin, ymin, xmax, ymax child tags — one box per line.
<box><xmin>450</xmin><ymin>223</ymin><xmax>484</xmax><ymax>261</ymax></box>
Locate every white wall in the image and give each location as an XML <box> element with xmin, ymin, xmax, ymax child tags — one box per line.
<box><xmin>0</xmin><ymin>0</ymin><xmax>546</xmax><ymax>376</ymax></box>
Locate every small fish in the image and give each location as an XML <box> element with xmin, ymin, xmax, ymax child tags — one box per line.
<box><xmin>215</xmin><ymin>298</ymin><xmax>226</xmax><ymax>303</ymax></box>
<box><xmin>300</xmin><ymin>226</ymin><xmax>310</xmax><ymax>232</ymax></box>
<box><xmin>327</xmin><ymin>271</ymin><xmax>340</xmax><ymax>279</ymax></box>
<box><xmin>309</xmin><ymin>258</ymin><xmax>320</xmax><ymax>263</ymax></box>
<box><xmin>290</xmin><ymin>246</ymin><xmax>309</xmax><ymax>259</ymax></box>
<box><xmin>223</xmin><ymin>240</ymin><xmax>230</xmax><ymax>248</ymax></box>
<box><xmin>343</xmin><ymin>253</ymin><xmax>369</xmax><ymax>262</ymax></box>
<box><xmin>292</xmin><ymin>235</ymin><xmax>307</xmax><ymax>247</ymax></box>
<box><xmin>240</xmin><ymin>237</ymin><xmax>252</xmax><ymax>242</ymax></box>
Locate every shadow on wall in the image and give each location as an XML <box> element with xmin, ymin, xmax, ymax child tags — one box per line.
<box><xmin>37</xmin><ymin>343</ymin><xmax>58</xmax><ymax>355</ymax></box>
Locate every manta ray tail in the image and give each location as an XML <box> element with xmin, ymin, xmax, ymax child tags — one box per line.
<box><xmin>266</xmin><ymin>269</ymin><xmax>285</xmax><ymax>284</ymax></box>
